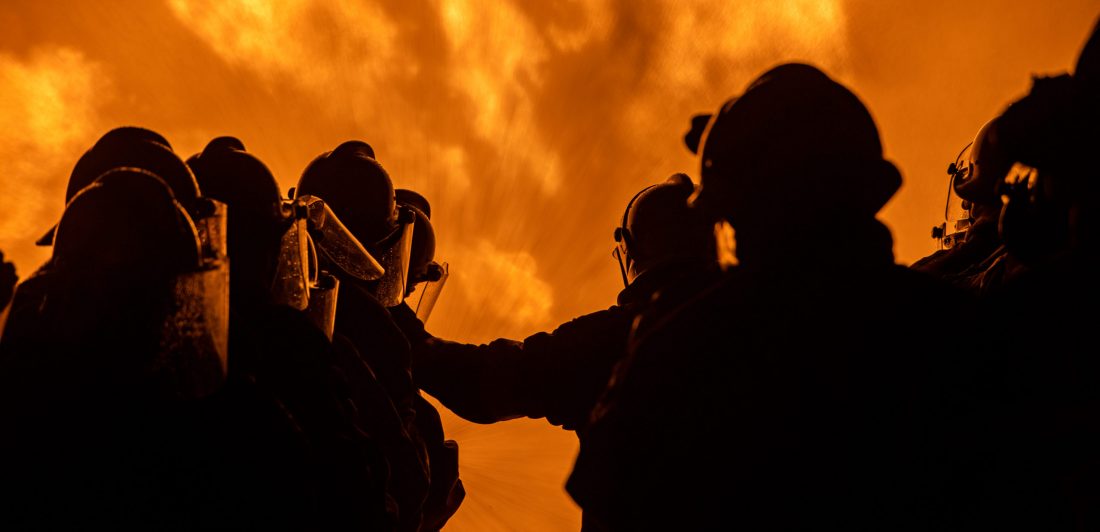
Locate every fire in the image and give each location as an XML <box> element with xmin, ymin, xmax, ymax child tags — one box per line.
<box><xmin>0</xmin><ymin>48</ymin><xmax>105</xmax><ymax>274</ymax></box>
<box><xmin>1</xmin><ymin>1</ymin><xmax>1096</xmax><ymax>530</ymax></box>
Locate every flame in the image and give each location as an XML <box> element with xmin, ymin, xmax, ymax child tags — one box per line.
<box><xmin>436</xmin><ymin>0</ymin><xmax>563</xmax><ymax>194</ymax></box>
<box><xmin>450</xmin><ymin>239</ymin><xmax>554</xmax><ymax>336</ymax></box>
<box><xmin>167</xmin><ymin>0</ymin><xmax>398</xmax><ymax>90</ymax></box>
<box><xmin>1</xmin><ymin>1</ymin><xmax>1097</xmax><ymax>530</ymax></box>
<box><xmin>0</xmin><ymin>48</ymin><xmax>106</xmax><ymax>274</ymax></box>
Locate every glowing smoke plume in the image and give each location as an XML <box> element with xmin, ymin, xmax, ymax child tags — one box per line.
<box><xmin>1</xmin><ymin>1</ymin><xmax>1096</xmax><ymax>529</ymax></box>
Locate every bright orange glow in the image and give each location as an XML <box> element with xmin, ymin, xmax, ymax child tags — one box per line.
<box><xmin>0</xmin><ymin>47</ymin><xmax>105</xmax><ymax>274</ymax></box>
<box><xmin>1</xmin><ymin>1</ymin><xmax>1097</xmax><ymax>529</ymax></box>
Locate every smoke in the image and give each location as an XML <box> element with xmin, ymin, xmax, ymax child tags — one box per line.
<box><xmin>0</xmin><ymin>48</ymin><xmax>107</xmax><ymax>275</ymax></box>
<box><xmin>158</xmin><ymin>4</ymin><xmax>855</xmax><ymax>528</ymax></box>
<box><xmin>166</xmin><ymin>0</ymin><xmax>399</xmax><ymax>94</ymax></box>
<box><xmin>166</xmin><ymin>0</ymin><xmax>853</xmax><ymax>340</ymax></box>
<box><xmin>448</xmin><ymin>239</ymin><xmax>555</xmax><ymax>337</ymax></box>
<box><xmin>1</xmin><ymin>1</ymin><xmax>1097</xmax><ymax>529</ymax></box>
<box><xmin>0</xmin><ymin>2</ymin><xmax>850</xmax><ymax>529</ymax></box>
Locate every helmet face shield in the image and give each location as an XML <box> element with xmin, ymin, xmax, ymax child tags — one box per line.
<box><xmin>305</xmin><ymin>272</ymin><xmax>340</xmax><ymax>340</ymax></box>
<box><xmin>271</xmin><ymin>195</ymin><xmax>384</xmax><ymax>313</ymax></box>
<box><xmin>271</xmin><ymin>209</ymin><xmax>312</xmax><ymax>311</ymax></box>
<box><xmin>185</xmin><ymin>197</ymin><xmax>230</xmax><ymax>381</ymax></box>
<box><xmin>193</xmin><ymin>198</ymin><xmax>229</xmax><ymax>266</ymax></box>
<box><xmin>934</xmin><ymin>144</ymin><xmax>977</xmax><ymax>249</ymax></box>
<box><xmin>406</xmin><ymin>261</ymin><xmax>448</xmax><ymax>323</ymax></box>
<box><xmin>367</xmin><ymin>210</ymin><xmax>414</xmax><ymax>307</ymax></box>
<box><xmin>300</xmin><ymin>195</ymin><xmax>384</xmax><ymax>282</ymax></box>
<box><xmin>160</xmin><ymin>260</ymin><xmax>230</xmax><ymax>396</ymax></box>
<box><xmin>950</xmin><ymin>144</ymin><xmax>976</xmax><ymax>195</ymax></box>
<box><xmin>940</xmin><ymin>181</ymin><xmax>973</xmax><ymax>249</ymax></box>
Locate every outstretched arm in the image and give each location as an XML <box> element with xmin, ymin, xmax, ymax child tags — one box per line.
<box><xmin>390</xmin><ymin>302</ymin><xmax>630</xmax><ymax>431</ymax></box>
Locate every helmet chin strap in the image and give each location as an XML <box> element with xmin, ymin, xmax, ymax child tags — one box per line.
<box><xmin>613</xmin><ymin>225</ymin><xmax>644</xmax><ymax>288</ymax></box>
<box><xmin>612</xmin><ymin>246</ymin><xmax>631</xmax><ymax>288</ymax></box>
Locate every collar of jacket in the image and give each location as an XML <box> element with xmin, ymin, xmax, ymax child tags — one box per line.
<box><xmin>735</xmin><ymin>217</ymin><xmax>896</xmax><ymax>274</ymax></box>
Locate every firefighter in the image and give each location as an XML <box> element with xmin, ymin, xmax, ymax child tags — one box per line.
<box><xmin>297</xmin><ymin>141</ymin><xmax>464</xmax><ymax>531</ymax></box>
<box><xmin>912</xmin><ymin>118</ymin><xmax>1026</xmax><ymax>294</ymax></box>
<box><xmin>568</xmin><ymin>63</ymin><xmax>970</xmax><ymax>531</ymax></box>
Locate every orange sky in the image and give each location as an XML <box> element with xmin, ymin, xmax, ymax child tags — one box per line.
<box><xmin>1</xmin><ymin>1</ymin><xmax>1097</xmax><ymax>529</ymax></box>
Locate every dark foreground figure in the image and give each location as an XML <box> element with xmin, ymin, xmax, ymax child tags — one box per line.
<box><xmin>0</xmin><ymin>130</ymin><xmax>460</xmax><ymax>531</ymax></box>
<box><xmin>297</xmin><ymin>141</ymin><xmax>465</xmax><ymax>531</ymax></box>
<box><xmin>391</xmin><ymin>173</ymin><xmax>718</xmax><ymax>529</ymax></box>
<box><xmin>0</xmin><ymin>16</ymin><xmax>1098</xmax><ymax>530</ymax></box>
<box><xmin>911</xmin><ymin>118</ymin><xmax>1024</xmax><ymax>295</ymax></box>
<box><xmin>957</xmin><ymin>21</ymin><xmax>1100</xmax><ymax>529</ymax></box>
<box><xmin>568</xmin><ymin>64</ymin><xmax>973</xmax><ymax>531</ymax></box>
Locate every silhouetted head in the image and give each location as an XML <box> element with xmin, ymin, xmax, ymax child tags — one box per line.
<box><xmin>614</xmin><ymin>173</ymin><xmax>715</xmax><ymax>286</ymax></box>
<box><xmin>985</xmin><ymin>73</ymin><xmax>1088</xmax><ymax>270</ymax></box>
<box><xmin>187</xmin><ymin>137</ymin><xmax>284</xmax><ymax>303</ymax></box>
<box><xmin>396</xmin><ymin>188</ymin><xmax>432</xmax><ymax>219</ymax></box>
<box><xmin>96</xmin><ymin>126</ymin><xmax>172</xmax><ymax>149</ymax></box>
<box><xmin>694</xmin><ymin>64</ymin><xmax>901</xmax><ymax>235</ymax></box>
<box><xmin>994</xmin><ymin>69</ymin><xmax>1098</xmax><ymax>265</ymax></box>
<box><xmin>53</xmin><ymin>168</ymin><xmax>200</xmax><ymax>277</ymax></box>
<box><xmin>38</xmin><ymin>127</ymin><xmax>200</xmax><ymax>246</ymax></box>
<box><xmin>47</xmin><ymin>167</ymin><xmax>224</xmax><ymax>398</ymax></box>
<box><xmin>952</xmin><ymin>118</ymin><xmax>1012</xmax><ymax>211</ymax></box>
<box><xmin>188</xmin><ymin>137</ymin><xmax>281</xmax><ymax>216</ymax></box>
<box><xmin>66</xmin><ymin>127</ymin><xmax>198</xmax><ymax>208</ymax></box>
<box><xmin>297</xmin><ymin>141</ymin><xmax>396</xmax><ymax>249</ymax></box>
<box><xmin>296</xmin><ymin>141</ymin><xmax>412</xmax><ymax>306</ymax></box>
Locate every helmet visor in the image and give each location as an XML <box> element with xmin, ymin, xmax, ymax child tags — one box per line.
<box><xmin>271</xmin><ymin>212</ymin><xmax>311</xmax><ymax>311</ymax></box>
<box><xmin>406</xmin><ymin>261</ymin><xmax>448</xmax><ymax>323</ymax></box>
<box><xmin>305</xmin><ymin>272</ymin><xmax>339</xmax><ymax>340</ymax></box>
<box><xmin>300</xmin><ymin>195</ymin><xmax>384</xmax><ymax>282</ymax></box>
<box><xmin>367</xmin><ymin>208</ymin><xmax>414</xmax><ymax>307</ymax></box>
